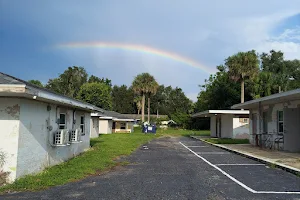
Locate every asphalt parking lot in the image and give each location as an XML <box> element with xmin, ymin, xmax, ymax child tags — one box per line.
<box><xmin>1</xmin><ymin>137</ymin><xmax>300</xmax><ymax>200</ymax></box>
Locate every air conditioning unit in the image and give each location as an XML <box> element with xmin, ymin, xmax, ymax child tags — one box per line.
<box><xmin>69</xmin><ymin>129</ymin><xmax>82</xmax><ymax>143</ymax></box>
<box><xmin>53</xmin><ymin>129</ymin><xmax>69</xmax><ymax>146</ymax></box>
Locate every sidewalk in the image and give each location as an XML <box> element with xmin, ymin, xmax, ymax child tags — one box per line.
<box><xmin>190</xmin><ymin>136</ymin><xmax>300</xmax><ymax>174</ymax></box>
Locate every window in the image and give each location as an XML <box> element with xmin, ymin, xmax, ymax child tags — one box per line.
<box><xmin>80</xmin><ymin>116</ymin><xmax>85</xmax><ymax>135</ymax></box>
<box><xmin>59</xmin><ymin>113</ymin><xmax>66</xmax><ymax>129</ymax></box>
<box><xmin>277</xmin><ymin>110</ymin><xmax>284</xmax><ymax>134</ymax></box>
<box><xmin>262</xmin><ymin>111</ymin><xmax>268</xmax><ymax>134</ymax></box>
<box><xmin>120</xmin><ymin>122</ymin><xmax>126</xmax><ymax>130</ymax></box>
<box><xmin>239</xmin><ymin>118</ymin><xmax>249</xmax><ymax>123</ymax></box>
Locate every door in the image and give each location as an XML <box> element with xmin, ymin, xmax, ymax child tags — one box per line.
<box><xmin>216</xmin><ymin>116</ymin><xmax>222</xmax><ymax>138</ymax></box>
<box><xmin>252</xmin><ymin>113</ymin><xmax>257</xmax><ymax>135</ymax></box>
<box><xmin>283</xmin><ymin>108</ymin><xmax>300</xmax><ymax>152</ymax></box>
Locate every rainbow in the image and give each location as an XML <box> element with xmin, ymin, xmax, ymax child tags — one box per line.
<box><xmin>56</xmin><ymin>42</ymin><xmax>216</xmax><ymax>74</ymax></box>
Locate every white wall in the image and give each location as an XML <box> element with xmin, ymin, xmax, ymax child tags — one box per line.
<box><xmin>210</xmin><ymin>116</ymin><xmax>216</xmax><ymax>137</ymax></box>
<box><xmin>16</xmin><ymin>99</ymin><xmax>90</xmax><ymax>180</ymax></box>
<box><xmin>0</xmin><ymin>98</ymin><xmax>20</xmax><ymax>182</ymax></box>
<box><xmin>90</xmin><ymin>117</ymin><xmax>99</xmax><ymax>138</ymax></box>
<box><xmin>220</xmin><ymin>114</ymin><xmax>233</xmax><ymax>138</ymax></box>
<box><xmin>99</xmin><ymin>120</ymin><xmax>112</xmax><ymax>134</ymax></box>
<box><xmin>232</xmin><ymin>117</ymin><xmax>249</xmax><ymax>139</ymax></box>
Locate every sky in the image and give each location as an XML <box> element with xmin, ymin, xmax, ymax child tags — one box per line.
<box><xmin>0</xmin><ymin>1</ymin><xmax>300</xmax><ymax>102</ymax></box>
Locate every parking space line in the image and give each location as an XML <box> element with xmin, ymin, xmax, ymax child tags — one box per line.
<box><xmin>186</xmin><ymin>146</ymin><xmax>209</xmax><ymax>148</ymax></box>
<box><xmin>215</xmin><ymin>164</ymin><xmax>265</xmax><ymax>166</ymax></box>
<box><xmin>179</xmin><ymin>142</ymin><xmax>300</xmax><ymax>195</ymax></box>
<box><xmin>196</xmin><ymin>152</ymin><xmax>231</xmax><ymax>154</ymax></box>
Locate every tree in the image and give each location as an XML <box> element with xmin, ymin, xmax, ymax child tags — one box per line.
<box><xmin>134</xmin><ymin>96</ymin><xmax>142</xmax><ymax>115</ymax></box>
<box><xmin>111</xmin><ymin>85</ymin><xmax>135</xmax><ymax>113</ymax></box>
<box><xmin>194</xmin><ymin>65</ymin><xmax>241</xmax><ymax>112</ymax></box>
<box><xmin>285</xmin><ymin>59</ymin><xmax>300</xmax><ymax>90</ymax></box>
<box><xmin>46</xmin><ymin>66</ymin><xmax>88</xmax><ymax>98</ymax></box>
<box><xmin>260</xmin><ymin>50</ymin><xmax>288</xmax><ymax>93</ymax></box>
<box><xmin>88</xmin><ymin>75</ymin><xmax>112</xmax><ymax>87</ymax></box>
<box><xmin>132</xmin><ymin>73</ymin><xmax>159</xmax><ymax>122</ymax></box>
<box><xmin>77</xmin><ymin>82</ymin><xmax>112</xmax><ymax>109</ymax></box>
<box><xmin>28</xmin><ymin>80</ymin><xmax>43</xmax><ymax>87</ymax></box>
<box><xmin>225</xmin><ymin>50</ymin><xmax>259</xmax><ymax>103</ymax></box>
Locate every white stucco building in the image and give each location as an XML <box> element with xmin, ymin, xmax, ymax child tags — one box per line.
<box><xmin>192</xmin><ymin>110</ymin><xmax>250</xmax><ymax>139</ymax></box>
<box><xmin>0</xmin><ymin>73</ymin><xmax>102</xmax><ymax>183</ymax></box>
<box><xmin>91</xmin><ymin>111</ymin><xmax>135</xmax><ymax>136</ymax></box>
<box><xmin>232</xmin><ymin>89</ymin><xmax>300</xmax><ymax>152</ymax></box>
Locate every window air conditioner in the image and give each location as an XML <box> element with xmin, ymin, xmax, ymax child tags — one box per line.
<box><xmin>53</xmin><ymin>129</ymin><xmax>69</xmax><ymax>146</ymax></box>
<box><xmin>69</xmin><ymin>129</ymin><xmax>82</xmax><ymax>143</ymax></box>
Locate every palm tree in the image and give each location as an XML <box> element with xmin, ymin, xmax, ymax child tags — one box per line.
<box><xmin>225</xmin><ymin>50</ymin><xmax>259</xmax><ymax>103</ymax></box>
<box><xmin>134</xmin><ymin>96</ymin><xmax>142</xmax><ymax>115</ymax></box>
<box><xmin>132</xmin><ymin>73</ymin><xmax>159</xmax><ymax>122</ymax></box>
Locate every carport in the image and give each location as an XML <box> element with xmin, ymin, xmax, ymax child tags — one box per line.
<box><xmin>192</xmin><ymin>110</ymin><xmax>249</xmax><ymax>139</ymax></box>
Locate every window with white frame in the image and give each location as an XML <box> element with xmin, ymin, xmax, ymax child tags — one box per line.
<box><xmin>59</xmin><ymin>113</ymin><xmax>66</xmax><ymax>129</ymax></box>
<box><xmin>120</xmin><ymin>122</ymin><xmax>126</xmax><ymax>129</ymax></box>
<box><xmin>80</xmin><ymin>116</ymin><xmax>85</xmax><ymax>135</ymax></box>
<box><xmin>277</xmin><ymin>110</ymin><xmax>284</xmax><ymax>134</ymax></box>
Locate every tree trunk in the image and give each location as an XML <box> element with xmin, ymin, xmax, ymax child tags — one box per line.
<box><xmin>142</xmin><ymin>94</ymin><xmax>145</xmax><ymax>122</ymax></box>
<box><xmin>279</xmin><ymin>86</ymin><xmax>281</xmax><ymax>93</ymax></box>
<box><xmin>241</xmin><ymin>80</ymin><xmax>245</xmax><ymax>103</ymax></box>
<box><xmin>148</xmin><ymin>97</ymin><xmax>150</xmax><ymax>122</ymax></box>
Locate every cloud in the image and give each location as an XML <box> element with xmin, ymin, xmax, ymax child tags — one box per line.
<box><xmin>1</xmin><ymin>0</ymin><xmax>300</xmax><ymax>103</ymax></box>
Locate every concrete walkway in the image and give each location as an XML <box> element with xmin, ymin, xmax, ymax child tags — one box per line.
<box><xmin>191</xmin><ymin>136</ymin><xmax>300</xmax><ymax>174</ymax></box>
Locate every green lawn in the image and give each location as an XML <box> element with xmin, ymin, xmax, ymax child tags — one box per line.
<box><xmin>203</xmin><ymin>138</ymin><xmax>249</xmax><ymax>144</ymax></box>
<box><xmin>0</xmin><ymin>128</ymin><xmax>209</xmax><ymax>193</ymax></box>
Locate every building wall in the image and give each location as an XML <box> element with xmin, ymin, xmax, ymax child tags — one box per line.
<box><xmin>232</xmin><ymin>117</ymin><xmax>249</xmax><ymax>139</ymax></box>
<box><xmin>99</xmin><ymin>119</ymin><xmax>112</xmax><ymax>134</ymax></box>
<box><xmin>90</xmin><ymin>117</ymin><xmax>99</xmax><ymax>138</ymax></box>
<box><xmin>0</xmin><ymin>98</ymin><xmax>20</xmax><ymax>182</ymax></box>
<box><xmin>249</xmin><ymin>100</ymin><xmax>300</xmax><ymax>152</ymax></box>
<box><xmin>220</xmin><ymin>114</ymin><xmax>233</xmax><ymax>138</ymax></box>
<box><xmin>113</xmin><ymin>121</ymin><xmax>133</xmax><ymax>133</ymax></box>
<box><xmin>108</xmin><ymin>120</ymin><xmax>113</xmax><ymax>133</ymax></box>
<box><xmin>210</xmin><ymin>116</ymin><xmax>216</xmax><ymax>137</ymax></box>
<box><xmin>16</xmin><ymin>98</ymin><xmax>90</xmax><ymax>180</ymax></box>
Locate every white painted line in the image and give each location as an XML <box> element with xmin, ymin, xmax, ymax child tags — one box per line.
<box><xmin>215</xmin><ymin>164</ymin><xmax>265</xmax><ymax>166</ymax></box>
<box><xmin>186</xmin><ymin>146</ymin><xmax>209</xmax><ymax>148</ymax></box>
<box><xmin>179</xmin><ymin>142</ymin><xmax>300</xmax><ymax>195</ymax></box>
<box><xmin>195</xmin><ymin>152</ymin><xmax>231</xmax><ymax>154</ymax></box>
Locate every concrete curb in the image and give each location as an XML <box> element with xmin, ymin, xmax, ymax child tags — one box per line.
<box><xmin>190</xmin><ymin>136</ymin><xmax>300</xmax><ymax>176</ymax></box>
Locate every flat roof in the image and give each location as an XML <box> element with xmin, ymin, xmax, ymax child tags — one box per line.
<box><xmin>231</xmin><ymin>89</ymin><xmax>300</xmax><ymax>109</ymax></box>
<box><xmin>92</xmin><ymin>110</ymin><xmax>135</xmax><ymax>121</ymax></box>
<box><xmin>192</xmin><ymin>110</ymin><xmax>249</xmax><ymax>118</ymax></box>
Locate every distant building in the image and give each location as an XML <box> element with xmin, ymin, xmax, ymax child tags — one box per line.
<box><xmin>91</xmin><ymin>111</ymin><xmax>135</xmax><ymax>136</ymax></box>
<box><xmin>192</xmin><ymin>110</ymin><xmax>250</xmax><ymax>139</ymax></box>
<box><xmin>0</xmin><ymin>72</ymin><xmax>102</xmax><ymax>183</ymax></box>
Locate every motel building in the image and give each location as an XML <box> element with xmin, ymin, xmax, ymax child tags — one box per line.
<box><xmin>231</xmin><ymin>88</ymin><xmax>300</xmax><ymax>152</ymax></box>
<box><xmin>0</xmin><ymin>72</ymin><xmax>102</xmax><ymax>183</ymax></box>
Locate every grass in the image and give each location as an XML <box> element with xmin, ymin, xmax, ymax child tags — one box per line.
<box><xmin>0</xmin><ymin>128</ymin><xmax>209</xmax><ymax>193</ymax></box>
<box><xmin>203</xmin><ymin>138</ymin><xmax>249</xmax><ymax>144</ymax></box>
